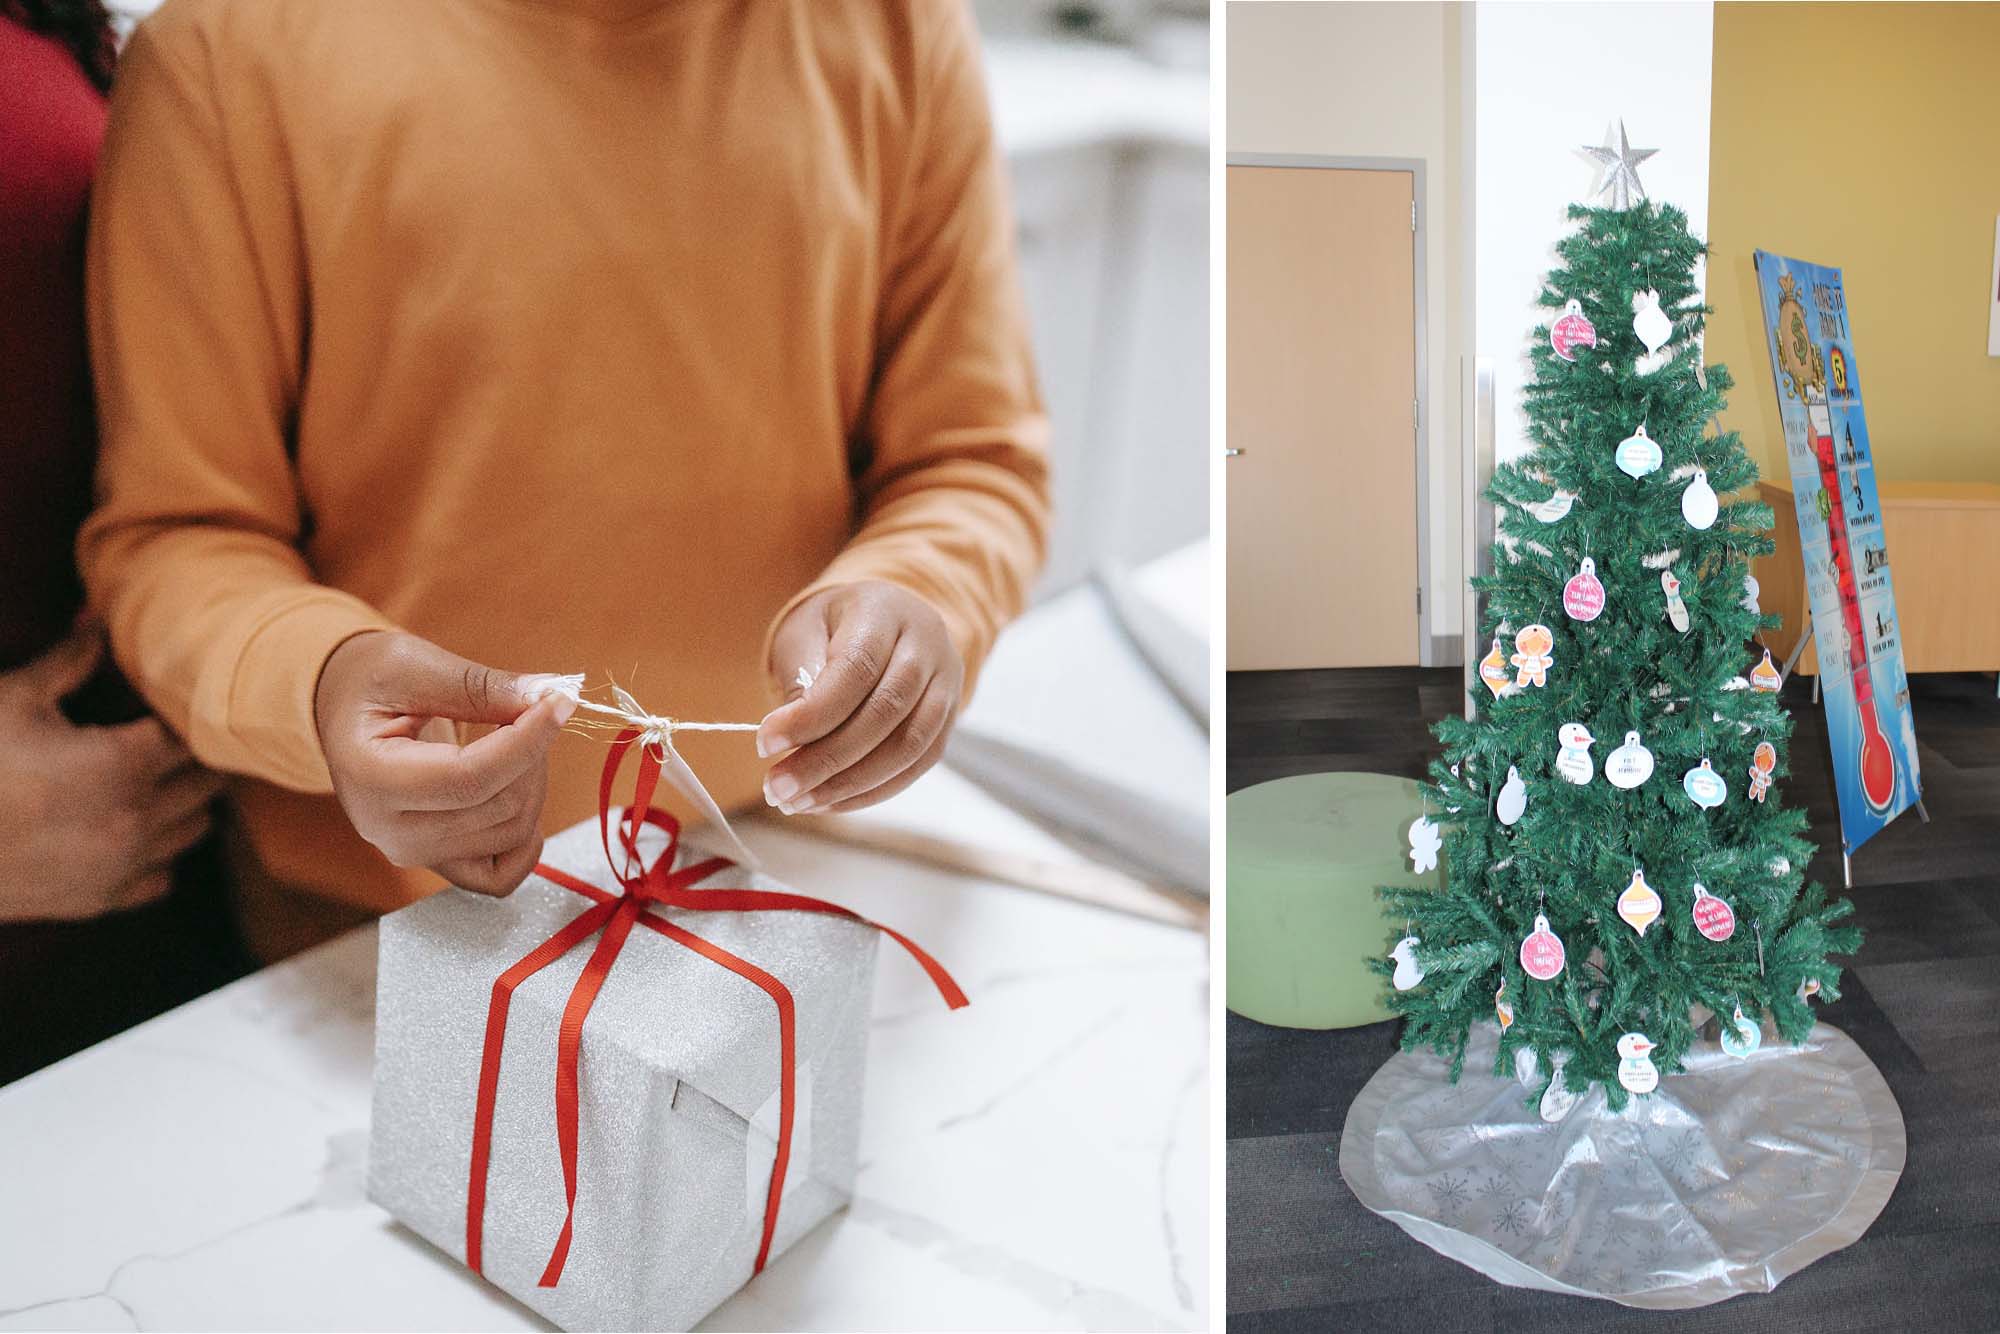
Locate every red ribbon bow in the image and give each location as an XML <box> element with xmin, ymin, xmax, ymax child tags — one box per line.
<box><xmin>464</xmin><ymin>729</ymin><xmax>967</xmax><ymax>1286</ymax></box>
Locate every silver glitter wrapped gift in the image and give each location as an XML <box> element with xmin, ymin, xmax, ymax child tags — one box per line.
<box><xmin>368</xmin><ymin>812</ymin><xmax>885</xmax><ymax>1331</ymax></box>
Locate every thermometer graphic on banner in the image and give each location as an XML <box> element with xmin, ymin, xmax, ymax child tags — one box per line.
<box><xmin>1808</xmin><ymin>400</ymin><xmax>1897</xmax><ymax>812</ymax></box>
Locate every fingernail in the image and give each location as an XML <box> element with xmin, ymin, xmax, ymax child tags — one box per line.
<box><xmin>768</xmin><ymin>774</ymin><xmax>800</xmax><ymax>805</ymax></box>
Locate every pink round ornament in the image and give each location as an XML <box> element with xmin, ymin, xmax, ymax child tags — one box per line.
<box><xmin>1691</xmin><ymin>883</ymin><xmax>1737</xmax><ymax>942</ymax></box>
<box><xmin>1562</xmin><ymin>557</ymin><xmax>1606</xmax><ymax>622</ymax></box>
<box><xmin>1520</xmin><ymin>913</ymin><xmax>1567</xmax><ymax>981</ymax></box>
<box><xmin>1551</xmin><ymin>299</ymin><xmax>1598</xmax><ymax>362</ymax></box>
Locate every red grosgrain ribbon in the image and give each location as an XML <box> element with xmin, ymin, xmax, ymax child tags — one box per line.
<box><xmin>464</xmin><ymin>729</ymin><xmax>967</xmax><ymax>1287</ymax></box>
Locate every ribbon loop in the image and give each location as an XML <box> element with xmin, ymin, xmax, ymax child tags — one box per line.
<box><xmin>464</xmin><ymin>736</ymin><xmax>966</xmax><ymax>1287</ymax></box>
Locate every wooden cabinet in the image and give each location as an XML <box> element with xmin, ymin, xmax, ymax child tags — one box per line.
<box><xmin>1752</xmin><ymin>480</ymin><xmax>2000</xmax><ymax>675</ymax></box>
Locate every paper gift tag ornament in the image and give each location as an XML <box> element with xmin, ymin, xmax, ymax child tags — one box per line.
<box><xmin>1720</xmin><ymin>1004</ymin><xmax>1762</xmax><ymax>1058</ymax></box>
<box><xmin>1661</xmin><ymin>571</ymin><xmax>1691</xmax><ymax>633</ymax></box>
<box><xmin>1554</xmin><ymin>722</ymin><xmax>1595</xmax><ymax>784</ymax></box>
<box><xmin>1495</xmin><ymin>981</ymin><xmax>1515</xmax><ymax>1033</ymax></box>
<box><xmin>1496</xmin><ymin>766</ymin><xmax>1527</xmax><ymax>826</ymax></box>
<box><xmin>1742</xmin><ymin>574</ymin><xmax>1761</xmax><ymax>614</ymax></box>
<box><xmin>1748</xmin><ymin>741</ymin><xmax>1778</xmax><ymax>802</ymax></box>
<box><xmin>1550</xmin><ymin>299</ymin><xmax>1597</xmax><ymax>361</ymax></box>
<box><xmin>1615</xmin><ymin>424</ymin><xmax>1663</xmax><ymax>478</ymax></box>
<box><xmin>1562</xmin><ymin>557</ymin><xmax>1606</xmax><ymax>622</ymax></box>
<box><xmin>1539</xmin><ymin>1056</ymin><xmax>1580</xmax><ymax>1122</ymax></box>
<box><xmin>1691</xmin><ymin>883</ymin><xmax>1737</xmax><ymax>942</ymax></box>
<box><xmin>1510</xmin><ymin>624</ymin><xmax>1555</xmax><ymax>689</ymax></box>
<box><xmin>1616</xmin><ymin>868</ymin><xmax>1662</xmax><ymax>936</ymax></box>
<box><xmin>1529</xmin><ymin>488</ymin><xmax>1577</xmax><ymax>523</ymax></box>
<box><xmin>1407</xmin><ymin>816</ymin><xmax>1441</xmax><ymax>874</ymax></box>
<box><xmin>1683</xmin><ymin>757</ymin><xmax>1727</xmax><ymax>809</ymax></box>
<box><xmin>1616</xmin><ymin>1032</ymin><xmax>1660</xmax><ymax>1094</ymax></box>
<box><xmin>1750</xmin><ymin>648</ymin><xmax>1783</xmax><ymax>692</ymax></box>
<box><xmin>1478</xmin><ymin>638</ymin><xmax>1514</xmax><ymax>698</ymax></box>
<box><xmin>1520</xmin><ymin>914</ymin><xmax>1566</xmax><ymax>981</ymax></box>
<box><xmin>1632</xmin><ymin>288</ymin><xmax>1673</xmax><ymax>354</ymax></box>
<box><xmin>1605</xmin><ymin>731</ymin><xmax>1655</xmax><ymax>789</ymax></box>
<box><xmin>1800</xmin><ymin>977</ymin><xmax>1822</xmax><ymax>1002</ymax></box>
<box><xmin>1388</xmin><ymin>936</ymin><xmax>1425</xmax><ymax>992</ymax></box>
<box><xmin>1681</xmin><ymin>469</ymin><xmax>1719</xmax><ymax>530</ymax></box>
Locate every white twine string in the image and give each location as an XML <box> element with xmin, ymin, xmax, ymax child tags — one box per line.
<box><xmin>532</xmin><ymin>668</ymin><xmax>815</xmax><ymax>748</ymax></box>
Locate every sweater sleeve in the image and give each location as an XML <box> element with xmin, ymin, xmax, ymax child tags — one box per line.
<box><xmin>78</xmin><ymin>20</ymin><xmax>393</xmax><ymax>794</ymax></box>
<box><xmin>766</xmin><ymin>1</ymin><xmax>1051</xmax><ymax>697</ymax></box>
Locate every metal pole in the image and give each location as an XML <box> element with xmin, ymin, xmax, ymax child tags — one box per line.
<box><xmin>1464</xmin><ymin>358</ymin><xmax>1495</xmax><ymax>720</ymax></box>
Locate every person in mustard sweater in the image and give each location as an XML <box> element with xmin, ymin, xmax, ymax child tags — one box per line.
<box><xmin>81</xmin><ymin>0</ymin><xmax>1050</xmax><ymax>961</ymax></box>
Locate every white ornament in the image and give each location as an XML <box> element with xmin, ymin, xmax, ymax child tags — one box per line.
<box><xmin>1682</xmin><ymin>469</ymin><xmax>1719</xmax><ymax>530</ymax></box>
<box><xmin>1632</xmin><ymin>289</ymin><xmax>1673</xmax><ymax>354</ymax></box>
<box><xmin>1720</xmin><ymin>1004</ymin><xmax>1762</xmax><ymax>1058</ymax></box>
<box><xmin>1742</xmin><ymin>574</ymin><xmax>1761</xmax><ymax>614</ymax></box>
<box><xmin>1616</xmin><ymin>1032</ymin><xmax>1660</xmax><ymax>1094</ymax></box>
<box><xmin>1514</xmin><ymin>1046</ymin><xmax>1540</xmax><ymax>1087</ymax></box>
<box><xmin>1661</xmin><ymin>571</ymin><xmax>1691</xmax><ymax>633</ymax></box>
<box><xmin>1605</xmin><ymin>731</ymin><xmax>1655</xmax><ymax>789</ymax></box>
<box><xmin>1682</xmin><ymin>757</ymin><xmax>1728</xmax><ymax>809</ymax></box>
<box><xmin>1528</xmin><ymin>488</ymin><xmax>1578</xmax><ymax>523</ymax></box>
<box><xmin>1407</xmin><ymin>816</ymin><xmax>1442</xmax><ymax>874</ymax></box>
<box><xmin>1496</xmin><ymin>766</ymin><xmax>1528</xmax><ymax>826</ymax></box>
<box><xmin>1539</xmin><ymin>1056</ymin><xmax>1580</xmax><ymax>1122</ymax></box>
<box><xmin>1615</xmin><ymin>424</ymin><xmax>1663</xmax><ymax>478</ymax></box>
<box><xmin>1554</xmin><ymin>722</ymin><xmax>1596</xmax><ymax>784</ymax></box>
<box><xmin>1389</xmin><ymin>936</ymin><xmax>1425</xmax><ymax>992</ymax></box>
<box><xmin>1631</xmin><ymin>291</ymin><xmax>1672</xmax><ymax>351</ymax></box>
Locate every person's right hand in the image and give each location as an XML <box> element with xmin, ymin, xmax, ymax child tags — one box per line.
<box><xmin>0</xmin><ymin>620</ymin><xmax>225</xmax><ymax>922</ymax></box>
<box><xmin>313</xmin><ymin>631</ymin><xmax>576</xmax><ymax>896</ymax></box>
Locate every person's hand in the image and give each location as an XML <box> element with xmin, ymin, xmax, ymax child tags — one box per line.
<box><xmin>0</xmin><ymin>621</ymin><xmax>224</xmax><ymax>922</ymax></box>
<box><xmin>759</xmin><ymin>581</ymin><xmax>963</xmax><ymax>815</ymax></box>
<box><xmin>314</xmin><ymin>631</ymin><xmax>576</xmax><ymax>895</ymax></box>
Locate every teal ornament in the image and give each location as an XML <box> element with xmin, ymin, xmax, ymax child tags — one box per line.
<box><xmin>1615</xmin><ymin>424</ymin><xmax>1663</xmax><ymax>478</ymax></box>
<box><xmin>1683</xmin><ymin>757</ymin><xmax>1727</xmax><ymax>809</ymax></box>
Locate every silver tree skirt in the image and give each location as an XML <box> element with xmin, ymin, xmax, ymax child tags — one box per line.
<box><xmin>1340</xmin><ymin>1020</ymin><xmax>1905</xmax><ymax>1309</ymax></box>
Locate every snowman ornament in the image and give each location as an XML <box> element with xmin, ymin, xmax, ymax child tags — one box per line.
<box><xmin>1388</xmin><ymin>936</ymin><xmax>1425</xmax><ymax>991</ymax></box>
<box><xmin>1616</xmin><ymin>1032</ymin><xmax>1660</xmax><ymax>1095</ymax></box>
<box><xmin>1554</xmin><ymin>722</ymin><xmax>1596</xmax><ymax>784</ymax></box>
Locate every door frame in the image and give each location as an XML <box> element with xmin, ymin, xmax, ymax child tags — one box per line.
<box><xmin>1225</xmin><ymin>152</ymin><xmax>1434</xmax><ymax>667</ymax></box>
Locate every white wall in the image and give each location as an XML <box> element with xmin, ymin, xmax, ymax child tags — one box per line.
<box><xmin>1474</xmin><ymin>3</ymin><xmax>1715</xmax><ymax>467</ymax></box>
<box><xmin>1226</xmin><ymin>1</ymin><xmax>1467</xmax><ymax>649</ymax></box>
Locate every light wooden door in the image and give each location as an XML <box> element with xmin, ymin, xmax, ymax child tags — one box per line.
<box><xmin>1227</xmin><ymin>165</ymin><xmax>1419</xmax><ymax>669</ymax></box>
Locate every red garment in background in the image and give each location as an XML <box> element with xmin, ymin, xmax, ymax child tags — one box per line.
<box><xmin>0</xmin><ymin>16</ymin><xmax>103</xmax><ymax>668</ymax></box>
<box><xmin>0</xmin><ymin>18</ymin><xmax>249</xmax><ymax>1084</ymax></box>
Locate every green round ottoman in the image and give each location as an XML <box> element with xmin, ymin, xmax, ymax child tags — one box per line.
<box><xmin>1226</xmin><ymin>772</ymin><xmax>1439</xmax><ymax>1029</ymax></box>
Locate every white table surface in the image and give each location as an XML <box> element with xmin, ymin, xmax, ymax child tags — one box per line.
<box><xmin>0</xmin><ymin>549</ymin><xmax>1211</xmax><ymax>1333</ymax></box>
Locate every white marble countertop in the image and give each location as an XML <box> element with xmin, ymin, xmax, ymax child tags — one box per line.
<box><xmin>0</xmin><ymin>550</ymin><xmax>1210</xmax><ymax>1333</ymax></box>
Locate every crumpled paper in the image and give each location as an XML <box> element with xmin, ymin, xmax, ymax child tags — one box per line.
<box><xmin>1340</xmin><ymin>1018</ymin><xmax>1904</xmax><ymax>1309</ymax></box>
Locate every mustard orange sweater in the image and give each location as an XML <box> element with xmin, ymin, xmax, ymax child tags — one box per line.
<box><xmin>81</xmin><ymin>0</ymin><xmax>1048</xmax><ymax>959</ymax></box>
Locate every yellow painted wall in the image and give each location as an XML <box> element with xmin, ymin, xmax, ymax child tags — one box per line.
<box><xmin>1707</xmin><ymin>3</ymin><xmax>2000</xmax><ymax>485</ymax></box>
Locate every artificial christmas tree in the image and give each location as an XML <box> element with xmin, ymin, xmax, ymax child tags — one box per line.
<box><xmin>1373</xmin><ymin>132</ymin><xmax>1859</xmax><ymax>1113</ymax></box>
<box><xmin>1341</xmin><ymin>126</ymin><xmax>1903</xmax><ymax>1308</ymax></box>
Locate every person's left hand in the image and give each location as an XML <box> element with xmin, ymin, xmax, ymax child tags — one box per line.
<box><xmin>759</xmin><ymin>581</ymin><xmax>963</xmax><ymax>815</ymax></box>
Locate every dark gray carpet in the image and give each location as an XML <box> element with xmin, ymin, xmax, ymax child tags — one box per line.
<box><xmin>1227</xmin><ymin>667</ymin><xmax>2000</xmax><ymax>1331</ymax></box>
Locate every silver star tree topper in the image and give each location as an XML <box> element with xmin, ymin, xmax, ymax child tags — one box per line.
<box><xmin>1582</xmin><ymin>119</ymin><xmax>1657</xmax><ymax>211</ymax></box>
